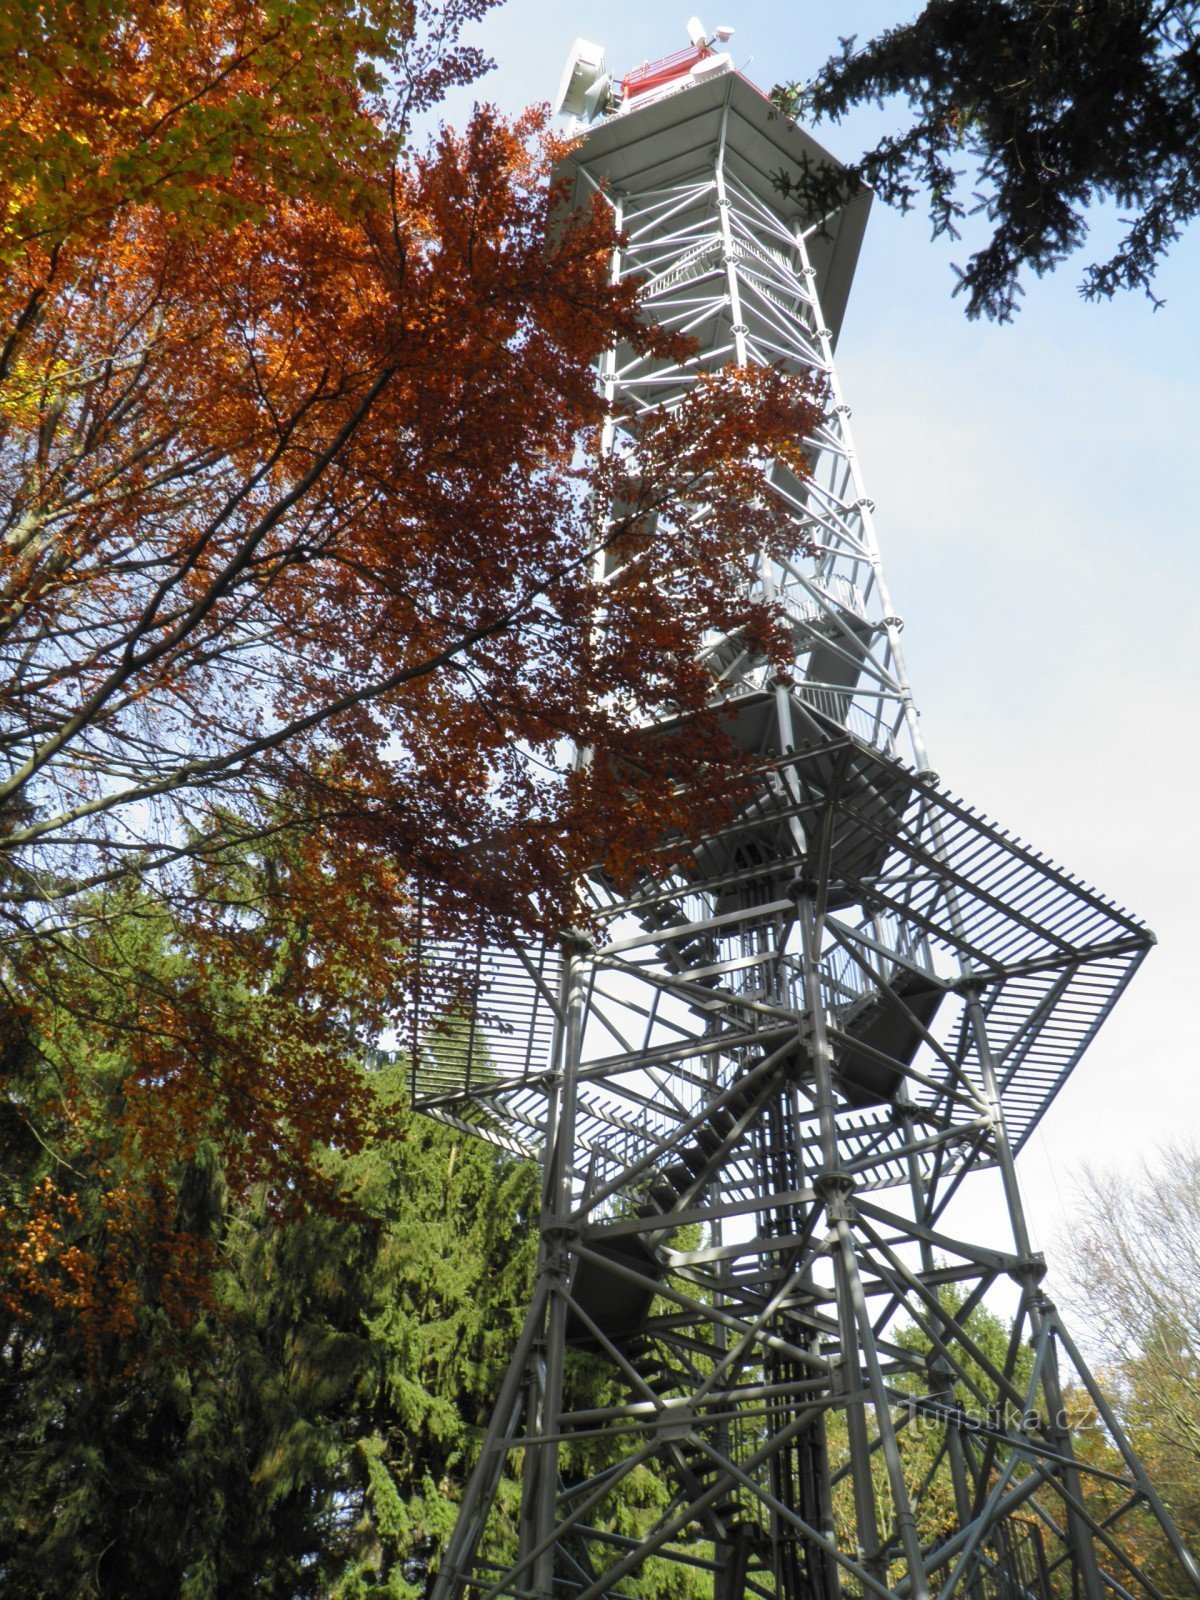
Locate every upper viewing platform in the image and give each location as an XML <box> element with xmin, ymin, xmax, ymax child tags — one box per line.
<box><xmin>555</xmin><ymin>23</ymin><xmax>871</xmax><ymax>345</ymax></box>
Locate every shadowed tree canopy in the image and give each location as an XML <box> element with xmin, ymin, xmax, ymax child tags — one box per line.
<box><xmin>0</xmin><ymin>879</ymin><xmax>724</xmax><ymax>1598</ymax></box>
<box><xmin>0</xmin><ymin>886</ymin><xmax>541</xmax><ymax>1597</ymax></box>
<box><xmin>771</xmin><ymin>1</ymin><xmax>1200</xmax><ymax>319</ymax></box>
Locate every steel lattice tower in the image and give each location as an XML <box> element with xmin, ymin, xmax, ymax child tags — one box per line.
<box><xmin>415</xmin><ymin>37</ymin><xmax>1200</xmax><ymax>1600</ymax></box>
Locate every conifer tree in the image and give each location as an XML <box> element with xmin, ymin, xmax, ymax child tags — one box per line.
<box><xmin>0</xmin><ymin>862</ymin><xmax>540</xmax><ymax>1597</ymax></box>
<box><xmin>0</xmin><ymin>922</ymin><xmax>539</xmax><ymax>1597</ymax></box>
<box><xmin>773</xmin><ymin>2</ymin><xmax>1200</xmax><ymax>318</ymax></box>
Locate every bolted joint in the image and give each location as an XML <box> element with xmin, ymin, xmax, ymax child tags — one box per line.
<box><xmin>541</xmin><ymin>1218</ymin><xmax>579</xmax><ymax>1240</ymax></box>
<box><xmin>815</xmin><ymin>1169</ymin><xmax>857</xmax><ymax>1222</ymax></box>
<box><xmin>787</xmin><ymin>874</ymin><xmax>819</xmax><ymax>903</ymax></box>
<box><xmin>1008</xmin><ymin>1252</ymin><xmax>1048</xmax><ymax>1290</ymax></box>
<box><xmin>654</xmin><ymin>1403</ymin><xmax>697</xmax><ymax>1442</ymax></box>
<box><xmin>539</xmin><ymin>1222</ymin><xmax>580</xmax><ymax>1268</ymax></box>
<box><xmin>982</xmin><ymin>1093</ymin><xmax>1007</xmax><ymax>1137</ymax></box>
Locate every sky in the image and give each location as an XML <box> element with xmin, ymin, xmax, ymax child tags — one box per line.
<box><xmin>433</xmin><ymin>2</ymin><xmax>1200</xmax><ymax>1295</ymax></box>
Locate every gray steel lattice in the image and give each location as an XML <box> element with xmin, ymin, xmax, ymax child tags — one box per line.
<box><xmin>420</xmin><ymin>56</ymin><xmax>1195</xmax><ymax>1600</ymax></box>
<box><xmin>412</xmin><ymin>741</ymin><xmax>1149</xmax><ymax>1180</ymax></box>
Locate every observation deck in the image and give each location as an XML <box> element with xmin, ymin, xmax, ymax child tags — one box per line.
<box><xmin>408</xmin><ymin>734</ymin><xmax>1152</xmax><ymax>1195</ymax></box>
<box><xmin>561</xmin><ymin>64</ymin><xmax>870</xmax><ymax>353</ymax></box>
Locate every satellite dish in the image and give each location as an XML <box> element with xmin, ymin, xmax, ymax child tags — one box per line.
<box><xmin>690</xmin><ymin>50</ymin><xmax>731</xmax><ymax>83</ymax></box>
<box><xmin>713</xmin><ymin>24</ymin><xmax>734</xmax><ymax>41</ymax></box>
<box><xmin>686</xmin><ymin>16</ymin><xmax>707</xmax><ymax>47</ymax></box>
<box><xmin>582</xmin><ymin>71</ymin><xmax>613</xmax><ymax>122</ymax></box>
<box><xmin>555</xmin><ymin>38</ymin><xmax>607</xmax><ymax>117</ymax></box>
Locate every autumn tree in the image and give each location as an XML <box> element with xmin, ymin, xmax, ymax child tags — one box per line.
<box><xmin>0</xmin><ymin>0</ymin><xmax>813</xmax><ymax>947</ymax></box>
<box><xmin>771</xmin><ymin>1</ymin><xmax>1200</xmax><ymax>319</ymax></box>
<box><xmin>1</xmin><ymin>0</ymin><xmax>823</xmax><ymax>1281</ymax></box>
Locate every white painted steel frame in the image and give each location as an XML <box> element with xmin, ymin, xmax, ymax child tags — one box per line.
<box><xmin>582</xmin><ymin>98</ymin><xmax>928</xmax><ymax>773</ymax></box>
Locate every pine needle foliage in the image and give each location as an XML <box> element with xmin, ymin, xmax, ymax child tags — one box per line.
<box><xmin>0</xmin><ymin>901</ymin><xmax>538</xmax><ymax>1599</ymax></box>
<box><xmin>772</xmin><ymin>2</ymin><xmax>1200</xmax><ymax>318</ymax></box>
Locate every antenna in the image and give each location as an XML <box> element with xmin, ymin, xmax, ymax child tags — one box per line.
<box><xmin>685</xmin><ymin>16</ymin><xmax>706</xmax><ymax>47</ymax></box>
<box><xmin>554</xmin><ymin>37</ymin><xmax>607</xmax><ymax>118</ymax></box>
<box><xmin>581</xmin><ymin>70</ymin><xmax>613</xmax><ymax>122</ymax></box>
<box><xmin>713</xmin><ymin>23</ymin><xmax>734</xmax><ymax>41</ymax></box>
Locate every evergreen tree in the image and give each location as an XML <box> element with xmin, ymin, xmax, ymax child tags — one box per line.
<box><xmin>772</xmin><ymin>2</ymin><xmax>1200</xmax><ymax>318</ymax></box>
<box><xmin>0</xmin><ymin>893</ymin><xmax>538</xmax><ymax>1598</ymax></box>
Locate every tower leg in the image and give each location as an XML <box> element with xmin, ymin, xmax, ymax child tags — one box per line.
<box><xmin>965</xmin><ymin>989</ymin><xmax>1105</xmax><ymax>1600</ymax></box>
<box><xmin>432</xmin><ymin>1282</ymin><xmax>549</xmax><ymax>1600</ymax></box>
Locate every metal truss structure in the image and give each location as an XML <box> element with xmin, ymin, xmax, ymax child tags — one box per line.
<box><xmin>416</xmin><ymin>53</ymin><xmax>1199</xmax><ymax>1600</ymax></box>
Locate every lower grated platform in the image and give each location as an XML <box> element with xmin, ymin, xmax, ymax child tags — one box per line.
<box><xmin>408</xmin><ymin>731</ymin><xmax>1151</xmax><ymax>1197</ymax></box>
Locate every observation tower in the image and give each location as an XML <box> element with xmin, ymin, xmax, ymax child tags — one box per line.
<box><xmin>418</xmin><ymin>23</ymin><xmax>1198</xmax><ymax>1600</ymax></box>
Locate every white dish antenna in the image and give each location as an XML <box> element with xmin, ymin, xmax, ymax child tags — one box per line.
<box><xmin>690</xmin><ymin>50</ymin><xmax>732</xmax><ymax>83</ymax></box>
<box><xmin>555</xmin><ymin>37</ymin><xmax>608</xmax><ymax>117</ymax></box>
<box><xmin>686</xmin><ymin>16</ymin><xmax>707</xmax><ymax>47</ymax></box>
<box><xmin>582</xmin><ymin>70</ymin><xmax>613</xmax><ymax>121</ymax></box>
<box><xmin>713</xmin><ymin>24</ymin><xmax>734</xmax><ymax>42</ymax></box>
